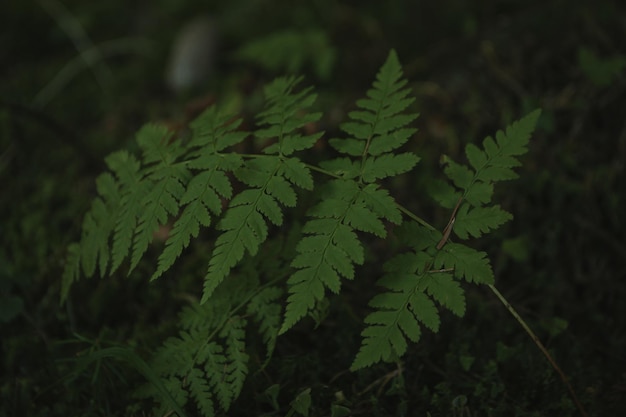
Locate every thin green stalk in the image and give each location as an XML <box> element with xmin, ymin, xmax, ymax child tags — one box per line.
<box><xmin>488</xmin><ymin>284</ymin><xmax>588</xmax><ymax>417</ymax></box>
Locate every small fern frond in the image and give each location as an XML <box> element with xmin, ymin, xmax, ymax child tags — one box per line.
<box><xmin>236</xmin><ymin>29</ymin><xmax>336</xmax><ymax>80</ymax></box>
<box><xmin>139</xmin><ymin>301</ymin><xmax>250</xmax><ymax>417</ymax></box>
<box><xmin>188</xmin><ymin>106</ymin><xmax>248</xmax><ymax>152</ymax></box>
<box><xmin>329</xmin><ymin>51</ymin><xmax>419</xmax><ymax>171</ymax></box>
<box><xmin>328</xmin><ymin>49</ymin><xmax>419</xmax><ymax>183</ymax></box>
<box><xmin>202</xmin><ymin>78</ymin><xmax>320</xmax><ymax>303</ymax></box>
<box><xmin>187</xmin><ymin>367</ymin><xmax>216</xmax><ymax>417</ymax></box>
<box><xmin>352</xmin><ymin>223</ymin><xmax>466</xmax><ymax>370</ymax></box>
<box><xmin>440</xmin><ymin>109</ymin><xmax>541</xmax><ymax>240</ymax></box>
<box><xmin>218</xmin><ymin>317</ymin><xmax>249</xmax><ymax>409</ymax></box>
<box><xmin>256</xmin><ymin>76</ymin><xmax>323</xmax><ymax>156</ymax></box>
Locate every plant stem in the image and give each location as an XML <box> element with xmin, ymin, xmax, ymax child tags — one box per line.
<box><xmin>487</xmin><ymin>284</ymin><xmax>588</xmax><ymax>417</ymax></box>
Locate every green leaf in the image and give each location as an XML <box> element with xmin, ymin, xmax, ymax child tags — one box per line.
<box><xmin>281</xmin><ymin>157</ymin><xmax>313</xmax><ymax>190</ymax></box>
<box><xmin>331</xmin><ymin>49</ymin><xmax>420</xmax><ymax>186</ymax></box>
<box><xmin>578</xmin><ymin>47</ymin><xmax>626</xmax><ymax>87</ymax></box>
<box><xmin>190</xmin><ymin>106</ymin><xmax>248</xmax><ymax>151</ymax></box>
<box><xmin>434</xmin><ymin>243</ymin><xmax>494</xmax><ymax>284</ymax></box>
<box><xmin>255</xmin><ymin>76</ymin><xmax>322</xmax><ymax>156</ymax></box>
<box><xmin>344</xmin><ymin>203</ymin><xmax>386</xmax><ymax>237</ymax></box>
<box><xmin>422</xmin><ymin>272</ymin><xmax>465</xmax><ymax>316</ymax></box>
<box><xmin>291</xmin><ymin>388</ymin><xmax>312</xmax><ymax>417</ymax></box>
<box><xmin>361</xmin><ymin>153</ymin><xmax>420</xmax><ymax>183</ymax></box>
<box><xmin>443</xmin><ymin>109</ymin><xmax>541</xmax><ymax>208</ymax></box>
<box><xmin>368</xmin><ymin>127</ymin><xmax>417</xmax><ymax>155</ymax></box>
<box><xmin>463</xmin><ymin>181</ymin><xmax>493</xmax><ymax>206</ymax></box>
<box><xmin>187</xmin><ymin>368</ymin><xmax>215</xmax><ymax>417</ymax></box>
<box><xmin>136</xmin><ymin>124</ymin><xmax>182</xmax><ymax>166</ymax></box>
<box><xmin>236</xmin><ymin>29</ymin><xmax>336</xmax><ymax>80</ymax></box>
<box><xmin>107</xmin><ymin>151</ymin><xmax>148</xmax><ymax>274</ymax></box>
<box><xmin>453</xmin><ymin>204</ymin><xmax>512</xmax><ymax>239</ymax></box>
<box><xmin>359</xmin><ymin>184</ymin><xmax>402</xmax><ymax>225</ymax></box>
<box><xmin>465</xmin><ymin>143</ymin><xmax>487</xmax><ymax>172</ymax></box>
<box><xmin>131</xmin><ymin>173</ymin><xmax>186</xmax><ymax>273</ymax></box>
<box><xmin>443</xmin><ymin>158</ymin><xmax>473</xmax><ymax>190</ymax></box>
<box><xmin>318</xmin><ymin>157</ymin><xmax>360</xmax><ymax>179</ymax></box>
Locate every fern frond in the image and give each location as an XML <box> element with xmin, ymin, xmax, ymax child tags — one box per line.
<box><xmin>328</xmin><ymin>49</ymin><xmax>420</xmax><ymax>183</ymax></box>
<box><xmin>281</xmin><ymin>50</ymin><xmax>419</xmax><ymax>333</ymax></box>
<box><xmin>235</xmin><ymin>29</ymin><xmax>336</xmax><ymax>80</ymax></box>
<box><xmin>219</xmin><ymin>317</ymin><xmax>249</xmax><ymax>409</ymax></box>
<box><xmin>128</xmin><ymin>125</ymin><xmax>190</xmax><ymax>273</ymax></box>
<box><xmin>439</xmin><ymin>109</ymin><xmax>541</xmax><ymax>240</ymax></box>
<box><xmin>105</xmin><ymin>150</ymin><xmax>148</xmax><ymax>274</ymax></box>
<box><xmin>445</xmin><ymin>109</ymin><xmax>541</xmax><ymax>194</ymax></box>
<box><xmin>139</xmin><ymin>302</ymin><xmax>250</xmax><ymax>417</ymax></box>
<box><xmin>202</xmin><ymin>158</ymin><xmax>279</xmax><ymax>301</ymax></box>
<box><xmin>152</xmin><ymin>107</ymin><xmax>245</xmax><ymax>281</ymax></box>
<box><xmin>281</xmin><ymin>180</ymin><xmax>404</xmax><ymax>332</ymax></box>
<box><xmin>281</xmin><ymin>179</ymin><xmax>363</xmax><ymax>333</ymax></box>
<box><xmin>188</xmin><ymin>106</ymin><xmax>248</xmax><ymax>152</ymax></box>
<box><xmin>131</xmin><ymin>171</ymin><xmax>186</xmax><ymax>271</ymax></box>
<box><xmin>79</xmin><ymin>172</ymin><xmax>120</xmax><ymax>277</ymax></box>
<box><xmin>354</xmin><ymin>111</ymin><xmax>541</xmax><ymax>369</ymax></box>
<box><xmin>256</xmin><ymin>76</ymin><xmax>322</xmax><ymax>156</ymax></box>
<box><xmin>87</xmin><ymin>125</ymin><xmax>190</xmax><ymax>277</ymax></box>
<box><xmin>187</xmin><ymin>367</ymin><xmax>215</xmax><ymax>417</ymax></box>
<box><xmin>202</xmin><ymin>77</ymin><xmax>320</xmax><ymax>303</ymax></box>
<box><xmin>352</xmin><ymin>222</ymin><xmax>467</xmax><ymax>370</ymax></box>
<box><xmin>351</xmin><ymin>246</ymin><xmax>466</xmax><ymax>370</ymax></box>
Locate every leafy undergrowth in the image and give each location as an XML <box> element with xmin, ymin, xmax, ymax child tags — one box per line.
<box><xmin>2</xmin><ymin>1</ymin><xmax>625</xmax><ymax>416</ymax></box>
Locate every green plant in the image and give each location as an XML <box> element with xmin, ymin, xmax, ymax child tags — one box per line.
<box><xmin>61</xmin><ymin>50</ymin><xmax>549</xmax><ymax>416</ymax></box>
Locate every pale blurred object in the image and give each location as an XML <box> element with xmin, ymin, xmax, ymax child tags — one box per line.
<box><xmin>165</xmin><ymin>17</ymin><xmax>218</xmax><ymax>93</ymax></box>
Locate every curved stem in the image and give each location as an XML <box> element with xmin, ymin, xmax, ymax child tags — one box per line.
<box><xmin>396</xmin><ymin>203</ymin><xmax>437</xmax><ymax>231</ymax></box>
<box><xmin>488</xmin><ymin>284</ymin><xmax>589</xmax><ymax>417</ymax></box>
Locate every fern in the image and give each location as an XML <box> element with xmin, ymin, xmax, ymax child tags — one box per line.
<box><xmin>62</xmin><ymin>48</ymin><xmax>541</xmax><ymax>413</ymax></box>
<box><xmin>236</xmin><ymin>29</ymin><xmax>336</xmax><ymax>80</ymax></box>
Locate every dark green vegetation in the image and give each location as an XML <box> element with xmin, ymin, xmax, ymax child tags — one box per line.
<box><xmin>1</xmin><ymin>1</ymin><xmax>625</xmax><ymax>416</ymax></box>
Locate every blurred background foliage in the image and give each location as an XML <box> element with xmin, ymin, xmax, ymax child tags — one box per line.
<box><xmin>1</xmin><ymin>0</ymin><xmax>625</xmax><ymax>415</ymax></box>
